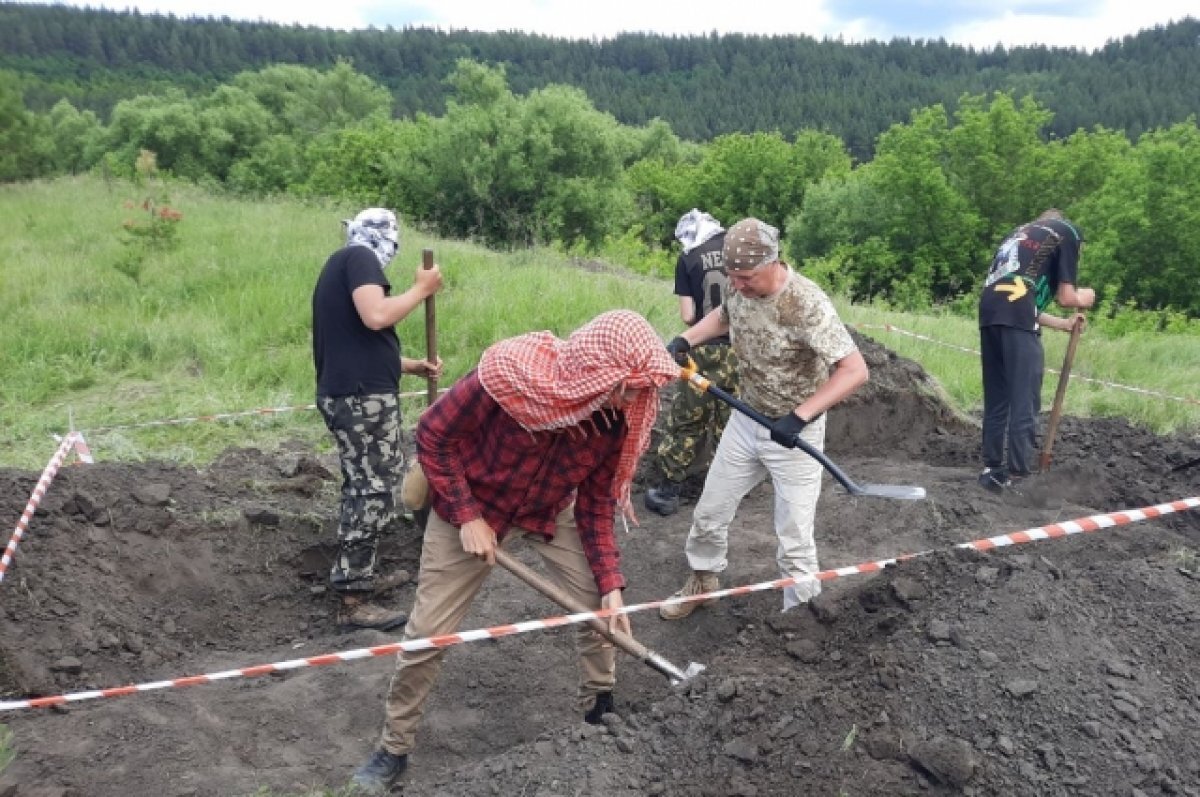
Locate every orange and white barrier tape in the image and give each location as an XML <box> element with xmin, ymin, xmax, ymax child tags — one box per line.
<box><xmin>854</xmin><ymin>323</ymin><xmax>1200</xmax><ymax>407</ymax></box>
<box><xmin>1</xmin><ymin>433</ymin><xmax>79</xmax><ymax>585</ymax></box>
<box><xmin>81</xmin><ymin>389</ymin><xmax>448</xmax><ymax>435</ymax></box>
<box><xmin>2</xmin><ymin>495</ymin><xmax>1196</xmax><ymax>712</ymax></box>
<box><xmin>83</xmin><ymin>403</ymin><xmax>321</xmax><ymax>434</ymax></box>
<box><xmin>72</xmin><ymin>433</ymin><xmax>94</xmax><ymax>464</ymax></box>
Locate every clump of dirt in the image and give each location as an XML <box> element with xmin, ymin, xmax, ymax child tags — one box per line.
<box><xmin>1</xmin><ymin>333</ymin><xmax>1198</xmax><ymax>797</ymax></box>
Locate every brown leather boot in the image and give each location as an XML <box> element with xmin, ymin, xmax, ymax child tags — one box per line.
<box><xmin>658</xmin><ymin>571</ymin><xmax>720</xmax><ymax>620</ymax></box>
<box><xmin>337</xmin><ymin>597</ymin><xmax>408</xmax><ymax>631</ymax></box>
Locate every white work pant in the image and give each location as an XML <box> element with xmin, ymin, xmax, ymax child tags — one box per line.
<box><xmin>684</xmin><ymin>411</ymin><xmax>825</xmax><ymax>610</ymax></box>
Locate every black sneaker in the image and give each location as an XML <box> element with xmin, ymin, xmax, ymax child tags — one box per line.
<box><xmin>644</xmin><ymin>481</ymin><xmax>682</xmax><ymax>516</ymax></box>
<box><xmin>977</xmin><ymin>468</ymin><xmax>1009</xmax><ymax>494</ymax></box>
<box><xmin>350</xmin><ymin>749</ymin><xmax>408</xmax><ymax>794</ymax></box>
<box><xmin>583</xmin><ymin>691</ymin><xmax>614</xmax><ymax>724</ymax></box>
<box><xmin>1006</xmin><ymin>472</ymin><xmax>1029</xmax><ymax>495</ymax></box>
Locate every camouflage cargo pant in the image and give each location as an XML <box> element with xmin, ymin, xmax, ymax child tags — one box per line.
<box><xmin>656</xmin><ymin>343</ymin><xmax>738</xmax><ymax>484</ymax></box>
<box><xmin>317</xmin><ymin>393</ymin><xmax>405</xmax><ymax>591</ymax></box>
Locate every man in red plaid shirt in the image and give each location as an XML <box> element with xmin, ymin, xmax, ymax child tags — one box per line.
<box><xmin>350</xmin><ymin>310</ymin><xmax>680</xmax><ymax>793</ymax></box>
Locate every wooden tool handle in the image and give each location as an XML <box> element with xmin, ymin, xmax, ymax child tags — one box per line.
<box><xmin>422</xmin><ymin>248</ymin><xmax>438</xmax><ymax>406</ymax></box>
<box><xmin>493</xmin><ymin>549</ymin><xmax>650</xmax><ymax>659</ymax></box>
<box><xmin>1039</xmin><ymin>316</ymin><xmax>1084</xmax><ymax>472</ymax></box>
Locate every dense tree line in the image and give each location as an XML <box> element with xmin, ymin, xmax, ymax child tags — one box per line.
<box><xmin>1</xmin><ymin>4</ymin><xmax>1198</xmax><ymax>159</ymax></box>
<box><xmin>2</xmin><ymin>57</ymin><xmax>1197</xmax><ymax>319</ymax></box>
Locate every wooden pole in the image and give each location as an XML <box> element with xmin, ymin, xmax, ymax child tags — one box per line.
<box><xmin>1038</xmin><ymin>316</ymin><xmax>1083</xmax><ymax>472</ymax></box>
<box><xmin>422</xmin><ymin>248</ymin><xmax>438</xmax><ymax>407</ymax></box>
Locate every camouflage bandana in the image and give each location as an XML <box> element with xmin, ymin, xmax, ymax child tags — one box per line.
<box><xmin>344</xmin><ymin>207</ymin><xmax>400</xmax><ymax>269</ymax></box>
<box><xmin>723</xmin><ymin>218</ymin><xmax>780</xmax><ymax>271</ymax></box>
<box><xmin>477</xmin><ymin>310</ymin><xmax>679</xmax><ymax>523</ymax></box>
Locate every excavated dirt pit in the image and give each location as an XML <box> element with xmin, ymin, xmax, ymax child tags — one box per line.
<box><xmin>2</xmin><ymin>332</ymin><xmax>1198</xmax><ymax>797</ymax></box>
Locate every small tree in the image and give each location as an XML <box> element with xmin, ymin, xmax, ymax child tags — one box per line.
<box><xmin>114</xmin><ymin>150</ymin><xmax>184</xmax><ymax>285</ymax></box>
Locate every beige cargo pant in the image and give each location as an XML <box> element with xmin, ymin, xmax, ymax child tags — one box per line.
<box><xmin>684</xmin><ymin>412</ymin><xmax>826</xmax><ymax>611</ymax></box>
<box><xmin>378</xmin><ymin>505</ymin><xmax>615</xmax><ymax>755</ymax></box>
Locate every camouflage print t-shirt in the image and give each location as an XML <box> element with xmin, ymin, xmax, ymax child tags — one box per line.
<box><xmin>721</xmin><ymin>267</ymin><xmax>857</xmax><ymax>417</ymax></box>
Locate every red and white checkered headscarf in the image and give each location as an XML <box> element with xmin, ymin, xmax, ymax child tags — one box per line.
<box><xmin>477</xmin><ymin>310</ymin><xmax>679</xmax><ymax>523</ymax></box>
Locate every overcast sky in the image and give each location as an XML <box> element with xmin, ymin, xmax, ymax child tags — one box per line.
<box><xmin>26</xmin><ymin>0</ymin><xmax>1198</xmax><ymax>51</ymax></box>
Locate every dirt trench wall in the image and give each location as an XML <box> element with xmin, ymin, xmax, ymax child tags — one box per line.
<box><xmin>826</xmin><ymin>330</ymin><xmax>975</xmax><ymax>458</ymax></box>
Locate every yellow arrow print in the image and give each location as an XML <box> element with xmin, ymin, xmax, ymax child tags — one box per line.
<box><xmin>995</xmin><ymin>279</ymin><xmax>1028</xmax><ymax>302</ymax></box>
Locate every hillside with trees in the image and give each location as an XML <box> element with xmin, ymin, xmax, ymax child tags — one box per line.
<box><xmin>1</xmin><ymin>5</ymin><xmax>1198</xmax><ymax>321</ymax></box>
<box><xmin>2</xmin><ymin>4</ymin><xmax>1198</xmax><ymax>159</ymax></box>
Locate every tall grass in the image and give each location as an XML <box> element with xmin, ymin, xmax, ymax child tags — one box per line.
<box><xmin>0</xmin><ymin>176</ymin><xmax>674</xmax><ymax>468</ymax></box>
<box><xmin>2</xmin><ymin>176</ymin><xmax>1196</xmax><ymax>470</ymax></box>
<box><xmin>838</xmin><ymin>301</ymin><xmax>1200</xmax><ymax>435</ymax></box>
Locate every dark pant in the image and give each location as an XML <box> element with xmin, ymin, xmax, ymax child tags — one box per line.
<box><xmin>655</xmin><ymin>342</ymin><xmax>738</xmax><ymax>483</ymax></box>
<box><xmin>980</xmin><ymin>325</ymin><xmax>1043</xmax><ymax>477</ymax></box>
<box><xmin>316</xmin><ymin>392</ymin><xmax>404</xmax><ymax>589</ymax></box>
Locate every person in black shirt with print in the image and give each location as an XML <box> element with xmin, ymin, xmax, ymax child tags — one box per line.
<box><xmin>977</xmin><ymin>209</ymin><xmax>1095</xmax><ymax>492</ymax></box>
<box><xmin>645</xmin><ymin>209</ymin><xmax>739</xmax><ymax>516</ymax></box>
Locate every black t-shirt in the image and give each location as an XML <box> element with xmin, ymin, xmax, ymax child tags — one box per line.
<box><xmin>674</xmin><ymin>232</ymin><xmax>730</xmax><ymax>344</ymax></box>
<box><xmin>312</xmin><ymin>245</ymin><xmax>401</xmax><ymax>396</ymax></box>
<box><xmin>978</xmin><ymin>218</ymin><xmax>1082</xmax><ymax>331</ymax></box>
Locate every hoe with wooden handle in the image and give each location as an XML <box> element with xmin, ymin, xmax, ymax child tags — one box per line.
<box><xmin>494</xmin><ymin>549</ymin><xmax>705</xmax><ymax>686</ymax></box>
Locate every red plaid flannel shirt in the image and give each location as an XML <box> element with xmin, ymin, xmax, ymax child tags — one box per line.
<box><xmin>416</xmin><ymin>370</ymin><xmax>627</xmax><ymax>595</ymax></box>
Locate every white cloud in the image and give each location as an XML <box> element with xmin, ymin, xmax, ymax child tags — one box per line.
<box><xmin>943</xmin><ymin>1</ymin><xmax>1198</xmax><ymax>50</ymax></box>
<box><xmin>23</xmin><ymin>0</ymin><xmax>1197</xmax><ymax>48</ymax></box>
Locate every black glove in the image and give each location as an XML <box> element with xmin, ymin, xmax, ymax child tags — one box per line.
<box><xmin>769</xmin><ymin>412</ymin><xmax>808</xmax><ymax>448</ymax></box>
<box><xmin>665</xmin><ymin>336</ymin><xmax>692</xmax><ymax>366</ymax></box>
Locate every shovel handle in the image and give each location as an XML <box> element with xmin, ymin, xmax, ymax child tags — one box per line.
<box><xmin>493</xmin><ymin>549</ymin><xmax>642</xmax><ymax>653</ymax></box>
<box><xmin>493</xmin><ymin>549</ymin><xmax>692</xmax><ymax>683</ymax></box>
<box><xmin>422</xmin><ymin>248</ymin><xmax>438</xmax><ymax>407</ymax></box>
<box><xmin>682</xmin><ymin>367</ymin><xmax>863</xmax><ymax>496</ymax></box>
<box><xmin>680</xmin><ymin>364</ymin><xmax>925</xmax><ymax>500</ymax></box>
<box><xmin>1038</xmin><ymin>315</ymin><xmax>1083</xmax><ymax>472</ymax></box>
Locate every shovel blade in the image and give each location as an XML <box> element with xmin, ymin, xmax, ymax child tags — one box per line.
<box><xmin>671</xmin><ymin>661</ymin><xmax>707</xmax><ymax>686</ymax></box>
<box><xmin>850</xmin><ymin>484</ymin><xmax>927</xmax><ymax>500</ymax></box>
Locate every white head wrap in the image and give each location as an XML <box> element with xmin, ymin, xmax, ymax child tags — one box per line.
<box><xmin>674</xmin><ymin>209</ymin><xmax>724</xmax><ymax>254</ymax></box>
<box><xmin>343</xmin><ymin>208</ymin><xmax>400</xmax><ymax>268</ymax></box>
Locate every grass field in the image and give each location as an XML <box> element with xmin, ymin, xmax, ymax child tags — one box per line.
<box><xmin>2</xmin><ymin>176</ymin><xmax>1197</xmax><ymax>470</ymax></box>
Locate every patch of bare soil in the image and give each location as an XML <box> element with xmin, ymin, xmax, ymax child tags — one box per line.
<box><xmin>2</xmin><ymin>332</ymin><xmax>1198</xmax><ymax>797</ymax></box>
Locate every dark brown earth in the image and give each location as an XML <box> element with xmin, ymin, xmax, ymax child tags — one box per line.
<box><xmin>2</xmin><ymin>332</ymin><xmax>1199</xmax><ymax>797</ymax></box>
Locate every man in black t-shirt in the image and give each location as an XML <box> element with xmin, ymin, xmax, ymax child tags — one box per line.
<box><xmin>977</xmin><ymin>208</ymin><xmax>1095</xmax><ymax>492</ymax></box>
<box><xmin>645</xmin><ymin>209</ymin><xmax>739</xmax><ymax>516</ymax></box>
<box><xmin>312</xmin><ymin>208</ymin><xmax>443</xmax><ymax>629</ymax></box>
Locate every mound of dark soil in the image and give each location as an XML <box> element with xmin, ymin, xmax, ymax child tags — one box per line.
<box><xmin>1</xmin><ymin>333</ymin><xmax>1197</xmax><ymax>797</ymax></box>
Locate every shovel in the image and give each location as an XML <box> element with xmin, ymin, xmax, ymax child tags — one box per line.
<box><xmin>1039</xmin><ymin>315</ymin><xmax>1083</xmax><ymax>472</ymax></box>
<box><xmin>494</xmin><ymin>549</ymin><xmax>705</xmax><ymax>686</ymax></box>
<box><xmin>681</xmin><ymin>365</ymin><xmax>926</xmax><ymax>500</ymax></box>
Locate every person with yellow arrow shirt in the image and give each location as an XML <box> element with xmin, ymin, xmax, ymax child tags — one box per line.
<box><xmin>977</xmin><ymin>209</ymin><xmax>1096</xmax><ymax>492</ymax></box>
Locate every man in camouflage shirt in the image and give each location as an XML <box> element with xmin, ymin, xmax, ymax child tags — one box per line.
<box><xmin>312</xmin><ymin>208</ymin><xmax>443</xmax><ymax>630</ymax></box>
<box><xmin>658</xmin><ymin>218</ymin><xmax>869</xmax><ymax>617</ymax></box>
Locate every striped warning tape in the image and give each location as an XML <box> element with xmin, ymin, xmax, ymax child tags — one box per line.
<box><xmin>854</xmin><ymin>323</ymin><xmax>1200</xmax><ymax>407</ymax></box>
<box><xmin>2</xmin><ymin>495</ymin><xmax>1196</xmax><ymax>712</ymax></box>
<box><xmin>80</xmin><ymin>388</ymin><xmax>447</xmax><ymax>435</ymax></box>
<box><xmin>1</xmin><ymin>433</ymin><xmax>79</xmax><ymax>585</ymax></box>
<box><xmin>72</xmin><ymin>433</ymin><xmax>93</xmax><ymax>464</ymax></box>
